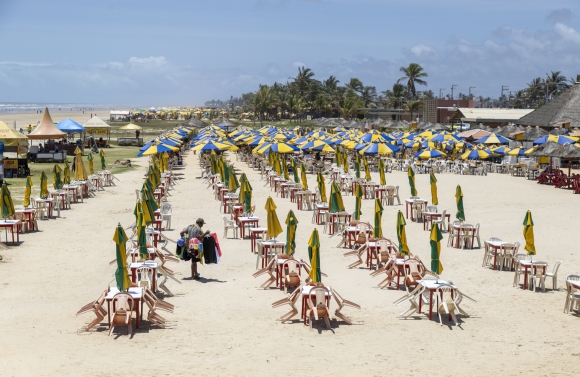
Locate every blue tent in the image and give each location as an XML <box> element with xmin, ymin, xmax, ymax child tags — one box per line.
<box><xmin>56</xmin><ymin>118</ymin><xmax>85</xmax><ymax>133</ymax></box>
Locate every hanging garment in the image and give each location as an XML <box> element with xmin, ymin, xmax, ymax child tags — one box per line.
<box><xmin>202</xmin><ymin>235</ymin><xmax>218</xmax><ymax>264</ymax></box>
<box><xmin>211</xmin><ymin>232</ymin><xmax>222</xmax><ymax>257</ymax></box>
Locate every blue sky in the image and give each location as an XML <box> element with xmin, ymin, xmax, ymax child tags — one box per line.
<box><xmin>1</xmin><ymin>0</ymin><xmax>579</xmax><ymax>106</ymax></box>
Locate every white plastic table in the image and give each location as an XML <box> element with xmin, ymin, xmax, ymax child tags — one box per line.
<box><xmin>105</xmin><ymin>287</ymin><xmax>143</xmax><ymax>328</ymax></box>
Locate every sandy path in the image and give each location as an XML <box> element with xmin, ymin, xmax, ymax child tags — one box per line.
<box><xmin>0</xmin><ymin>150</ymin><xmax>579</xmax><ymax>376</ymax></box>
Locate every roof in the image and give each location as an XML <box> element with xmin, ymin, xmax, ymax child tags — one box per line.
<box><xmin>518</xmin><ymin>83</ymin><xmax>580</xmax><ymax>129</ymax></box>
<box><xmin>83</xmin><ymin>116</ymin><xmax>111</xmax><ymax>129</ymax></box>
<box><xmin>0</xmin><ymin>121</ymin><xmax>29</xmax><ymax>146</ymax></box>
<box><xmin>56</xmin><ymin>118</ymin><xmax>85</xmax><ymax>133</ymax></box>
<box><xmin>110</xmin><ymin>111</ymin><xmax>130</xmax><ymax>115</ymax></box>
<box><xmin>457</xmin><ymin>129</ymin><xmax>491</xmax><ymax>139</ymax></box>
<box><xmin>452</xmin><ymin>108</ymin><xmax>533</xmax><ymax>122</ymax></box>
<box><xmin>28</xmin><ymin>108</ymin><xmax>67</xmax><ymax>140</ymax></box>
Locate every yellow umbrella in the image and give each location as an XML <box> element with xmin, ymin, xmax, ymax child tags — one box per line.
<box><xmin>113</xmin><ymin>223</ymin><xmax>131</xmax><ymax>291</ymax></box>
<box><xmin>63</xmin><ymin>161</ymin><xmax>71</xmax><ymax>184</ymax></box>
<box><xmin>74</xmin><ymin>147</ymin><xmax>88</xmax><ymax>181</ymax></box>
<box><xmin>363</xmin><ymin>156</ymin><xmax>371</xmax><ymax>181</ymax></box>
<box><xmin>523</xmin><ymin>210</ymin><xmax>535</xmax><ymax>256</ymax></box>
<box><xmin>396</xmin><ymin>210</ymin><xmax>410</xmax><ymax>256</ymax></box>
<box><xmin>24</xmin><ymin>176</ymin><xmax>33</xmax><ymax>208</ymax></box>
<box><xmin>308</xmin><ymin>229</ymin><xmax>321</xmax><ymax>282</ymax></box>
<box><xmin>378</xmin><ymin>159</ymin><xmax>386</xmax><ymax>185</ymax></box>
<box><xmin>87</xmin><ymin>152</ymin><xmax>94</xmax><ymax>175</ymax></box>
<box><xmin>265</xmin><ymin>197</ymin><xmax>283</xmax><ymax>240</ymax></box>
<box><xmin>40</xmin><ymin>171</ymin><xmax>49</xmax><ymax>198</ymax></box>
<box><xmin>430</xmin><ymin>172</ymin><xmax>438</xmax><ymax>205</ymax></box>
<box><xmin>300</xmin><ymin>162</ymin><xmax>308</xmax><ymax>190</ymax></box>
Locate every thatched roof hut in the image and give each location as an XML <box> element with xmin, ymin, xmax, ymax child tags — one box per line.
<box><xmin>518</xmin><ymin>83</ymin><xmax>580</xmax><ymax>129</ymax></box>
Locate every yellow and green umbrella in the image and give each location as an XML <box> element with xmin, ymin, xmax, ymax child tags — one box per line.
<box><xmin>523</xmin><ymin>210</ymin><xmax>535</xmax><ymax>256</ymax></box>
<box><xmin>74</xmin><ymin>147</ymin><xmax>88</xmax><ymax>181</ymax></box>
<box><xmin>265</xmin><ymin>196</ymin><xmax>283</xmax><ymax>240</ymax></box>
<box><xmin>228</xmin><ymin>165</ymin><xmax>239</xmax><ymax>192</ymax></box>
<box><xmin>329</xmin><ymin>181</ymin><xmax>345</xmax><ymax>213</ymax></box>
<box><xmin>87</xmin><ymin>152</ymin><xmax>94</xmax><ymax>175</ymax></box>
<box><xmin>430</xmin><ymin>172</ymin><xmax>438</xmax><ymax>205</ymax></box>
<box><xmin>308</xmin><ymin>228</ymin><xmax>321</xmax><ymax>282</ymax></box>
<box><xmin>343</xmin><ymin>155</ymin><xmax>349</xmax><ymax>174</ymax></box>
<box><xmin>53</xmin><ymin>165</ymin><xmax>63</xmax><ymax>189</ymax></box>
<box><xmin>24</xmin><ymin>176</ymin><xmax>33</xmax><ymax>208</ymax></box>
<box><xmin>455</xmin><ymin>185</ymin><xmax>465</xmax><ymax>221</ymax></box>
<box><xmin>408</xmin><ymin>166</ymin><xmax>417</xmax><ymax>196</ymax></box>
<box><xmin>354</xmin><ymin>183</ymin><xmax>363</xmax><ymax>220</ymax></box>
<box><xmin>374</xmin><ymin>198</ymin><xmax>384</xmax><ymax>237</ymax></box>
<box><xmin>273</xmin><ymin>153</ymin><xmax>282</xmax><ymax>176</ymax></box>
<box><xmin>240</xmin><ymin>179</ymin><xmax>252</xmax><ymax>213</ymax></box>
<box><xmin>300</xmin><ymin>162</ymin><xmax>308</xmax><ymax>190</ymax></box>
<box><xmin>363</xmin><ymin>156</ymin><xmax>371</xmax><ymax>181</ymax></box>
<box><xmin>396</xmin><ymin>210</ymin><xmax>410</xmax><ymax>256</ymax></box>
<box><xmin>355</xmin><ymin>154</ymin><xmax>361</xmax><ymax>179</ymax></box>
<box><xmin>285</xmin><ymin>210</ymin><xmax>299</xmax><ymax>256</ymax></box>
<box><xmin>291</xmin><ymin>158</ymin><xmax>300</xmax><ymax>183</ymax></box>
<box><xmin>317</xmin><ymin>172</ymin><xmax>327</xmax><ymax>203</ymax></box>
<box><xmin>430</xmin><ymin>223</ymin><xmax>444</xmax><ymax>274</ymax></box>
<box><xmin>378</xmin><ymin>158</ymin><xmax>386</xmax><ymax>186</ymax></box>
<box><xmin>113</xmin><ymin>223</ymin><xmax>131</xmax><ymax>291</ymax></box>
<box><xmin>0</xmin><ymin>183</ymin><xmax>15</xmax><ymax>219</ymax></box>
<box><xmin>63</xmin><ymin>161</ymin><xmax>71</xmax><ymax>185</ymax></box>
<box><xmin>99</xmin><ymin>149</ymin><xmax>106</xmax><ymax>169</ymax></box>
<box><xmin>40</xmin><ymin>171</ymin><xmax>49</xmax><ymax>198</ymax></box>
<box><xmin>134</xmin><ymin>201</ymin><xmax>149</xmax><ymax>259</ymax></box>
<box><xmin>282</xmin><ymin>156</ymin><xmax>290</xmax><ymax>181</ymax></box>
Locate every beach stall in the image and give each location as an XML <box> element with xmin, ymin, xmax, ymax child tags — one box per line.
<box><xmin>27</xmin><ymin>108</ymin><xmax>67</xmax><ymax>164</ymax></box>
<box><xmin>55</xmin><ymin>118</ymin><xmax>86</xmax><ymax>155</ymax></box>
<box><xmin>117</xmin><ymin>123</ymin><xmax>143</xmax><ymax>146</ymax></box>
<box><xmin>83</xmin><ymin>116</ymin><xmax>111</xmax><ymax>148</ymax></box>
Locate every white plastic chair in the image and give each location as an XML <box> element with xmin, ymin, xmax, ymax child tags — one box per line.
<box><xmin>545</xmin><ymin>260</ymin><xmax>562</xmax><ymax>290</ymax></box>
<box><xmin>160</xmin><ymin>202</ymin><xmax>172</xmax><ymax>230</ymax></box>
<box><xmin>222</xmin><ymin>215</ymin><xmax>239</xmax><ymax>239</ymax></box>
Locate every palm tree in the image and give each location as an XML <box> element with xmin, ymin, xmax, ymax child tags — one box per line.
<box><xmin>568</xmin><ymin>74</ymin><xmax>580</xmax><ymax>85</ymax></box>
<box><xmin>545</xmin><ymin>71</ymin><xmax>569</xmax><ymax>99</ymax></box>
<box><xmin>360</xmin><ymin>86</ymin><xmax>377</xmax><ymax>108</ymax></box>
<box><xmin>293</xmin><ymin>67</ymin><xmax>315</xmax><ymax>97</ymax></box>
<box><xmin>397</xmin><ymin>63</ymin><xmax>428</xmax><ymax>98</ymax></box>
<box><xmin>382</xmin><ymin>83</ymin><xmax>407</xmax><ymax>109</ymax></box>
<box><xmin>336</xmin><ymin>91</ymin><xmax>363</xmax><ymax>120</ymax></box>
<box><xmin>345</xmin><ymin>78</ymin><xmax>363</xmax><ymax>94</ymax></box>
<box><xmin>405</xmin><ymin>100</ymin><xmax>424</xmax><ymax>122</ymax></box>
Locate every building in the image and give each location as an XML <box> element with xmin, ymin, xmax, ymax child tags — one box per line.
<box><xmin>109</xmin><ymin>111</ymin><xmax>130</xmax><ymax>122</ymax></box>
<box><xmin>449</xmin><ymin>108</ymin><xmax>533</xmax><ymax>127</ymax></box>
<box><xmin>517</xmin><ymin>83</ymin><xmax>580</xmax><ymax>129</ymax></box>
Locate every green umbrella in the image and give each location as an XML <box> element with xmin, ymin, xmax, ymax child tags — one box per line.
<box><xmin>291</xmin><ymin>158</ymin><xmax>300</xmax><ymax>183</ymax></box>
<box><xmin>308</xmin><ymin>229</ymin><xmax>321</xmax><ymax>282</ymax></box>
<box><xmin>282</xmin><ymin>156</ymin><xmax>290</xmax><ymax>181</ymax></box>
<box><xmin>353</xmin><ymin>182</ymin><xmax>363</xmax><ymax>220</ymax></box>
<box><xmin>408</xmin><ymin>166</ymin><xmax>417</xmax><ymax>196</ymax></box>
<box><xmin>317</xmin><ymin>172</ymin><xmax>327</xmax><ymax>203</ymax></box>
<box><xmin>396</xmin><ymin>210</ymin><xmax>410</xmax><ymax>256</ymax></box>
<box><xmin>430</xmin><ymin>172</ymin><xmax>438</xmax><ymax>205</ymax></box>
<box><xmin>228</xmin><ymin>165</ymin><xmax>239</xmax><ymax>192</ymax></box>
<box><xmin>285</xmin><ymin>210</ymin><xmax>299</xmax><ymax>256</ymax></box>
<box><xmin>87</xmin><ymin>152</ymin><xmax>94</xmax><ymax>175</ymax></box>
<box><xmin>113</xmin><ymin>223</ymin><xmax>131</xmax><ymax>291</ymax></box>
<box><xmin>40</xmin><ymin>171</ymin><xmax>49</xmax><ymax>198</ymax></box>
<box><xmin>240</xmin><ymin>179</ymin><xmax>252</xmax><ymax>213</ymax></box>
<box><xmin>523</xmin><ymin>210</ymin><xmax>535</xmax><ymax>256</ymax></box>
<box><xmin>363</xmin><ymin>156</ymin><xmax>371</xmax><ymax>181</ymax></box>
<box><xmin>0</xmin><ymin>183</ymin><xmax>15</xmax><ymax>219</ymax></box>
<box><xmin>355</xmin><ymin>154</ymin><xmax>361</xmax><ymax>179</ymax></box>
<box><xmin>430</xmin><ymin>223</ymin><xmax>444</xmax><ymax>274</ymax></box>
<box><xmin>329</xmin><ymin>181</ymin><xmax>345</xmax><ymax>213</ymax></box>
<box><xmin>53</xmin><ymin>164</ymin><xmax>62</xmax><ymax>189</ymax></box>
<box><xmin>455</xmin><ymin>185</ymin><xmax>465</xmax><ymax>221</ymax></box>
<box><xmin>135</xmin><ymin>201</ymin><xmax>149</xmax><ymax>259</ymax></box>
<box><xmin>99</xmin><ymin>149</ymin><xmax>106</xmax><ymax>170</ymax></box>
<box><xmin>374</xmin><ymin>198</ymin><xmax>383</xmax><ymax>237</ymax></box>
<box><xmin>300</xmin><ymin>162</ymin><xmax>308</xmax><ymax>190</ymax></box>
<box><xmin>378</xmin><ymin>158</ymin><xmax>386</xmax><ymax>186</ymax></box>
<box><xmin>240</xmin><ymin>173</ymin><xmax>252</xmax><ymax>190</ymax></box>
<box><xmin>63</xmin><ymin>161</ymin><xmax>71</xmax><ymax>185</ymax></box>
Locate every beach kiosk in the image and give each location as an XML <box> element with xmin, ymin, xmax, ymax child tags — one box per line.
<box><xmin>0</xmin><ymin>121</ymin><xmax>32</xmax><ymax>177</ymax></box>
<box><xmin>27</xmin><ymin>108</ymin><xmax>67</xmax><ymax>165</ymax></box>
<box><xmin>56</xmin><ymin>118</ymin><xmax>86</xmax><ymax>155</ymax></box>
<box><xmin>83</xmin><ymin>116</ymin><xmax>111</xmax><ymax>148</ymax></box>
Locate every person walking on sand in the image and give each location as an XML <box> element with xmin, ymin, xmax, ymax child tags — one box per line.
<box><xmin>180</xmin><ymin>218</ymin><xmax>209</xmax><ymax>280</ymax></box>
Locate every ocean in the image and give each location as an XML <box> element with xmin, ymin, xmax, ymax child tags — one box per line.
<box><xmin>0</xmin><ymin>102</ymin><xmax>128</xmax><ymax>113</ymax></box>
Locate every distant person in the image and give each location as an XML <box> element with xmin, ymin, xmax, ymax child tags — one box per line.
<box><xmin>54</xmin><ymin>145</ymin><xmax>59</xmax><ymax>153</ymax></box>
<box><xmin>135</xmin><ymin>130</ymin><xmax>140</xmax><ymax>139</ymax></box>
<box><xmin>39</xmin><ymin>144</ymin><xmax>44</xmax><ymax>153</ymax></box>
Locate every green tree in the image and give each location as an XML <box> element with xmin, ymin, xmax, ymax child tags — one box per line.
<box><xmin>405</xmin><ymin>100</ymin><xmax>424</xmax><ymax>122</ymax></box>
<box><xmin>397</xmin><ymin>63</ymin><xmax>428</xmax><ymax>98</ymax></box>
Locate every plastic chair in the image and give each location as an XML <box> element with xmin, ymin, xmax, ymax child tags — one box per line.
<box><xmin>271</xmin><ymin>287</ymin><xmax>301</xmax><ymax>322</ymax></box>
<box><xmin>222</xmin><ymin>215</ymin><xmax>239</xmax><ymax>239</ymax></box>
<box><xmin>76</xmin><ymin>289</ymin><xmax>108</xmax><ymax>331</ymax></box>
<box><xmin>545</xmin><ymin>260</ymin><xmax>562</xmax><ymax>290</ymax></box>
<box><xmin>530</xmin><ymin>261</ymin><xmax>548</xmax><ymax>292</ymax></box>
<box><xmin>306</xmin><ymin>286</ymin><xmax>332</xmax><ymax>330</ymax></box>
<box><xmin>108</xmin><ymin>292</ymin><xmax>134</xmax><ymax>337</ymax></box>
<box><xmin>331</xmin><ymin>287</ymin><xmax>361</xmax><ymax>325</ymax></box>
<box><xmin>565</xmin><ymin>274</ymin><xmax>580</xmax><ymax>313</ymax></box>
<box><xmin>432</xmin><ymin>209</ymin><xmax>447</xmax><ymax>232</ymax></box>
<box><xmin>160</xmin><ymin>202</ymin><xmax>172</xmax><ymax>230</ymax></box>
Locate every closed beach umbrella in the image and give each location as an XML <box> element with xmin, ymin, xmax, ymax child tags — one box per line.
<box><xmin>240</xmin><ymin>180</ymin><xmax>252</xmax><ymax>213</ymax></box>
<box><xmin>282</xmin><ymin>156</ymin><xmax>290</xmax><ymax>181</ymax></box>
<box><xmin>354</xmin><ymin>183</ymin><xmax>363</xmax><ymax>220</ymax></box>
<box><xmin>378</xmin><ymin>159</ymin><xmax>386</xmax><ymax>186</ymax></box>
<box><xmin>523</xmin><ymin>210</ymin><xmax>535</xmax><ymax>256</ymax></box>
<box><xmin>291</xmin><ymin>159</ymin><xmax>300</xmax><ymax>183</ymax></box>
<box><xmin>455</xmin><ymin>185</ymin><xmax>465</xmax><ymax>221</ymax></box>
<box><xmin>396</xmin><ymin>210</ymin><xmax>410</xmax><ymax>256</ymax></box>
<box><xmin>87</xmin><ymin>152</ymin><xmax>94</xmax><ymax>175</ymax></box>
<box><xmin>40</xmin><ymin>171</ymin><xmax>49</xmax><ymax>198</ymax></box>
<box><xmin>273</xmin><ymin>154</ymin><xmax>282</xmax><ymax>176</ymax></box>
<box><xmin>135</xmin><ymin>202</ymin><xmax>149</xmax><ymax>259</ymax></box>
<box><xmin>317</xmin><ymin>172</ymin><xmax>327</xmax><ymax>203</ymax></box>
<box><xmin>430</xmin><ymin>223</ymin><xmax>444</xmax><ymax>274</ymax></box>
<box><xmin>99</xmin><ymin>149</ymin><xmax>106</xmax><ymax>169</ymax></box>
<box><xmin>308</xmin><ymin>228</ymin><xmax>321</xmax><ymax>283</ymax></box>
<box><xmin>240</xmin><ymin>173</ymin><xmax>252</xmax><ymax>190</ymax></box>
<box><xmin>285</xmin><ymin>210</ymin><xmax>299</xmax><ymax>256</ymax></box>
<box><xmin>355</xmin><ymin>154</ymin><xmax>361</xmax><ymax>179</ymax></box>
<box><xmin>343</xmin><ymin>155</ymin><xmax>349</xmax><ymax>174</ymax></box>
<box><xmin>374</xmin><ymin>198</ymin><xmax>384</xmax><ymax>237</ymax></box>
<box><xmin>265</xmin><ymin>196</ymin><xmax>283</xmax><ymax>240</ymax></box>
<box><xmin>74</xmin><ymin>147</ymin><xmax>88</xmax><ymax>181</ymax></box>
<box><xmin>228</xmin><ymin>165</ymin><xmax>239</xmax><ymax>192</ymax></box>
<box><xmin>63</xmin><ymin>161</ymin><xmax>71</xmax><ymax>185</ymax></box>
<box><xmin>53</xmin><ymin>165</ymin><xmax>63</xmax><ymax>189</ymax></box>
<box><xmin>408</xmin><ymin>166</ymin><xmax>417</xmax><ymax>196</ymax></box>
<box><xmin>329</xmin><ymin>181</ymin><xmax>345</xmax><ymax>213</ymax></box>
<box><xmin>113</xmin><ymin>224</ymin><xmax>131</xmax><ymax>291</ymax></box>
<box><xmin>24</xmin><ymin>176</ymin><xmax>33</xmax><ymax>208</ymax></box>
<box><xmin>363</xmin><ymin>156</ymin><xmax>371</xmax><ymax>181</ymax></box>
<box><xmin>430</xmin><ymin>172</ymin><xmax>438</xmax><ymax>205</ymax></box>
<box><xmin>1</xmin><ymin>183</ymin><xmax>15</xmax><ymax>219</ymax></box>
<box><xmin>300</xmin><ymin>162</ymin><xmax>308</xmax><ymax>190</ymax></box>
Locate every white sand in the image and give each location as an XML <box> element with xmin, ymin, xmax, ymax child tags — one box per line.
<box><xmin>1</xmin><ymin>150</ymin><xmax>579</xmax><ymax>376</ymax></box>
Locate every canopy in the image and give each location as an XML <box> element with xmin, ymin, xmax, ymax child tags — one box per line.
<box><xmin>83</xmin><ymin>116</ymin><xmax>111</xmax><ymax>130</ymax></box>
<box><xmin>27</xmin><ymin>108</ymin><xmax>67</xmax><ymax>140</ymax></box>
<box><xmin>0</xmin><ymin>121</ymin><xmax>29</xmax><ymax>147</ymax></box>
<box><xmin>118</xmin><ymin>123</ymin><xmax>142</xmax><ymax>130</ymax></box>
<box><xmin>56</xmin><ymin>118</ymin><xmax>85</xmax><ymax>133</ymax></box>
<box><xmin>474</xmin><ymin>133</ymin><xmax>510</xmax><ymax>144</ymax></box>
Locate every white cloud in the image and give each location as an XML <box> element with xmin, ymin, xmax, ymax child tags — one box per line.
<box><xmin>554</xmin><ymin>22</ymin><xmax>580</xmax><ymax>44</ymax></box>
<box><xmin>409</xmin><ymin>44</ymin><xmax>437</xmax><ymax>57</ymax></box>
<box><xmin>292</xmin><ymin>61</ymin><xmax>305</xmax><ymax>68</ymax></box>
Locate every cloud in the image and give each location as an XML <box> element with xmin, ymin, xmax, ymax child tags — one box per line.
<box><xmin>554</xmin><ymin>22</ymin><xmax>580</xmax><ymax>44</ymax></box>
<box><xmin>546</xmin><ymin>8</ymin><xmax>573</xmax><ymax>23</ymax></box>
